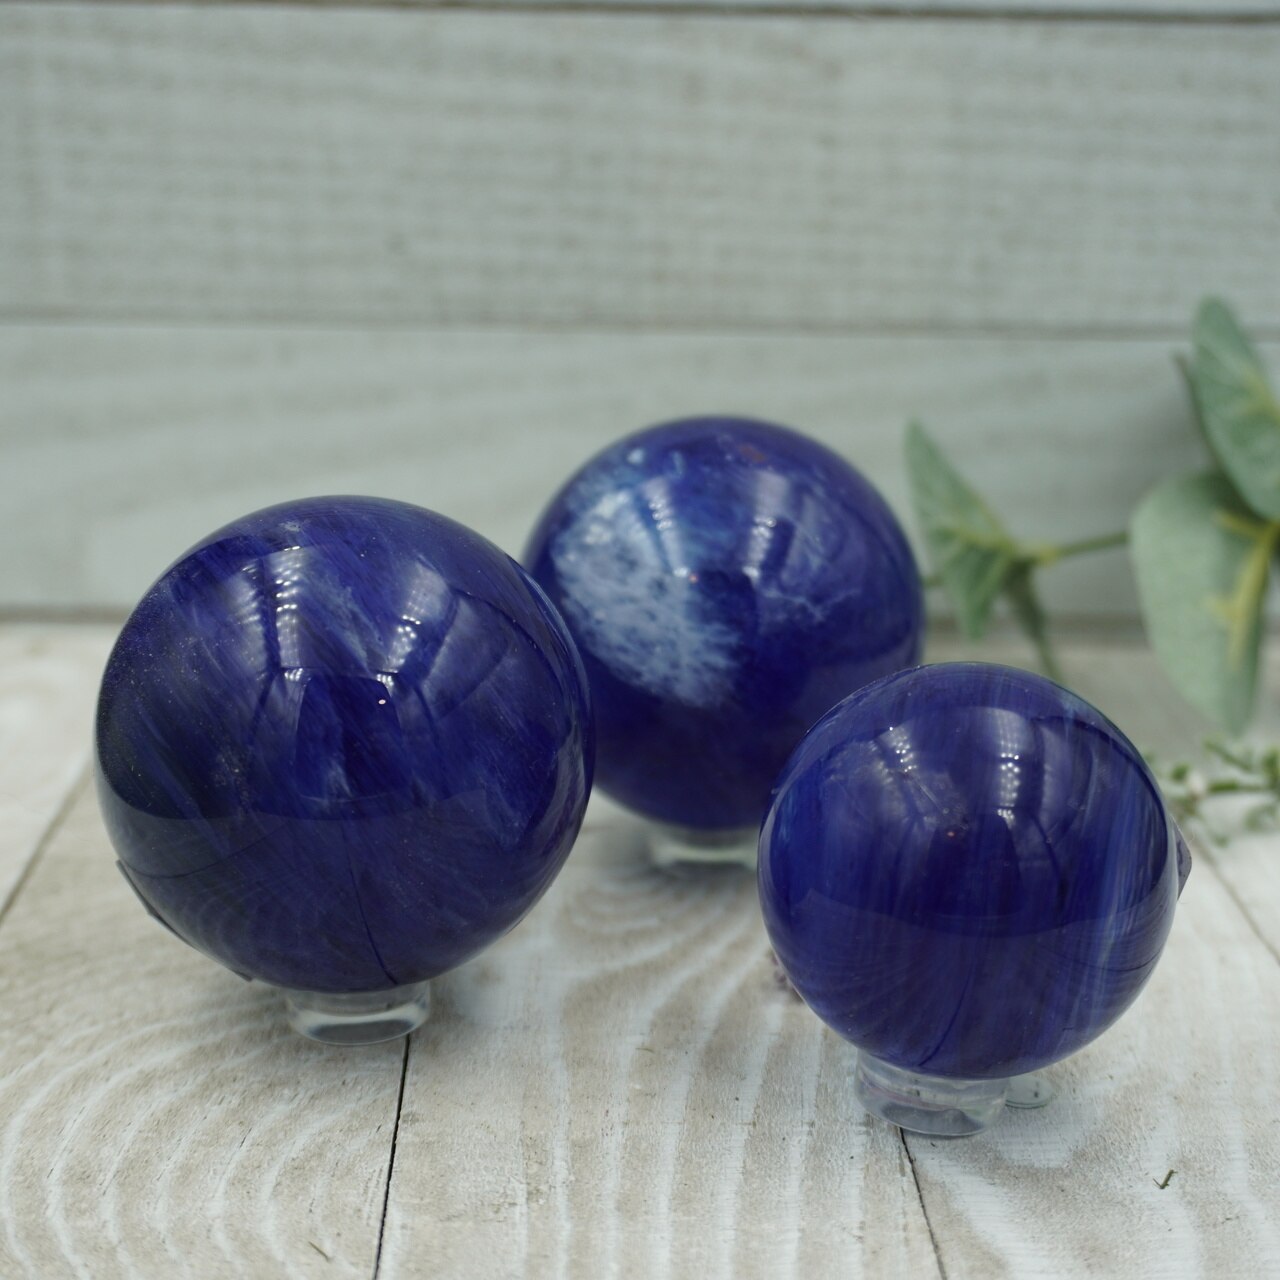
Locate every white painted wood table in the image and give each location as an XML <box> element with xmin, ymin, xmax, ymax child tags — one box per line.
<box><xmin>0</xmin><ymin>622</ymin><xmax>1276</xmax><ymax>1278</ymax></box>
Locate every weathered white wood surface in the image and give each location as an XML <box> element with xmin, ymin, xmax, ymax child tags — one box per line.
<box><xmin>2</xmin><ymin>7</ymin><xmax>1278</xmax><ymax>331</ymax></box>
<box><xmin>0</xmin><ymin>788</ymin><xmax>408</xmax><ymax>1278</ymax></box>
<box><xmin>66</xmin><ymin>1</ymin><xmax>1280</xmax><ymax>15</ymax></box>
<box><xmin>905</xmin><ymin>856</ymin><xmax>1280</xmax><ymax>1277</ymax></box>
<box><xmin>9</xmin><ymin>325</ymin><xmax>1261</xmax><ymax>614</ymax></box>
<box><xmin>0</xmin><ymin>630</ymin><xmax>407</xmax><ymax>1278</ymax></box>
<box><xmin>0</xmin><ymin>625</ymin><xmax>112</xmax><ymax>913</ymax></box>
<box><xmin>1086</xmin><ymin>656</ymin><xmax>1280</xmax><ymax>970</ymax></box>
<box><xmin>376</xmin><ymin>817</ymin><xmax>941</xmax><ymax>1280</ymax></box>
<box><xmin>903</xmin><ymin>651</ymin><xmax>1280</xmax><ymax>1276</ymax></box>
<box><xmin>0</xmin><ymin>625</ymin><xmax>1277</xmax><ymax>1278</ymax></box>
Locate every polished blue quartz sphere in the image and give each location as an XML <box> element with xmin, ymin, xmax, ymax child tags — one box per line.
<box><xmin>96</xmin><ymin>497</ymin><xmax>593</xmax><ymax>996</ymax></box>
<box><xmin>525</xmin><ymin>417</ymin><xmax>924</xmax><ymax>830</ymax></box>
<box><xmin>760</xmin><ymin>663</ymin><xmax>1189</xmax><ymax>1081</ymax></box>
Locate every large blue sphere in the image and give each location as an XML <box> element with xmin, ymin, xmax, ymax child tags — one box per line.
<box><xmin>525</xmin><ymin>417</ymin><xmax>924</xmax><ymax>830</ymax></box>
<box><xmin>96</xmin><ymin>497</ymin><xmax>593</xmax><ymax>994</ymax></box>
<box><xmin>759</xmin><ymin>663</ymin><xmax>1188</xmax><ymax>1080</ymax></box>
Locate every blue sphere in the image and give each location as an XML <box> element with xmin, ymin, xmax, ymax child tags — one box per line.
<box><xmin>759</xmin><ymin>663</ymin><xmax>1188</xmax><ymax>1080</ymax></box>
<box><xmin>96</xmin><ymin>497</ymin><xmax>593</xmax><ymax>994</ymax></box>
<box><xmin>525</xmin><ymin>417</ymin><xmax>924</xmax><ymax>830</ymax></box>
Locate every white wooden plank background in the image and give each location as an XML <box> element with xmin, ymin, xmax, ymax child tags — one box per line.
<box><xmin>62</xmin><ymin>1</ymin><xmax>1280</xmax><ymax>15</ymax></box>
<box><xmin>2</xmin><ymin>6</ymin><xmax>1278</xmax><ymax>332</ymax></box>
<box><xmin>4</xmin><ymin>2</ymin><xmax>1279</xmax><ymax>615</ymax></box>
<box><xmin>0</xmin><ymin>625</ymin><xmax>1277</xmax><ymax>1278</ymax></box>
<box><xmin>6</xmin><ymin>325</ymin><xmax>1259</xmax><ymax>614</ymax></box>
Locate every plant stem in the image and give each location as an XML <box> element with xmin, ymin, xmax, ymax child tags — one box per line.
<box><xmin>923</xmin><ymin>530</ymin><xmax>1126</xmax><ymax>590</ymax></box>
<box><xmin>1204</xmin><ymin>779</ymin><xmax>1276</xmax><ymax>796</ymax></box>
<box><xmin>1046</xmin><ymin>530</ymin><xmax>1129</xmax><ymax>561</ymax></box>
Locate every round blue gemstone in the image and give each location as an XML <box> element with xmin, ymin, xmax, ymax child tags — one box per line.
<box><xmin>760</xmin><ymin>662</ymin><xmax>1186</xmax><ymax>1080</ymax></box>
<box><xmin>525</xmin><ymin>417</ymin><xmax>924</xmax><ymax>830</ymax></box>
<box><xmin>96</xmin><ymin>497</ymin><xmax>594</xmax><ymax>993</ymax></box>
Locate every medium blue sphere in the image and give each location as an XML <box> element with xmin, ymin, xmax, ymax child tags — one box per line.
<box><xmin>525</xmin><ymin>417</ymin><xmax>924</xmax><ymax>830</ymax></box>
<box><xmin>96</xmin><ymin>497</ymin><xmax>593</xmax><ymax>994</ymax></box>
<box><xmin>759</xmin><ymin>663</ymin><xmax>1189</xmax><ymax>1080</ymax></box>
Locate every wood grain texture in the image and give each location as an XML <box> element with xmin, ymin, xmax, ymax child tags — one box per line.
<box><xmin>1203</xmin><ymin>820</ymin><xmax>1280</xmax><ymax>968</ymax></box>
<box><xmin>6</xmin><ymin>324</ymin><xmax>1253</xmax><ymax>614</ymax></box>
<box><xmin>2</xmin><ymin>6</ymin><xmax>1278</xmax><ymax>330</ymax></box>
<box><xmin>902</xmin><ymin>862</ymin><xmax>1280</xmax><ymax>1278</ymax></box>
<box><xmin>377</xmin><ymin>811</ymin><xmax>941</xmax><ymax>1279</ymax></box>
<box><xmin>1</xmin><ymin>629</ymin><xmax>1277</xmax><ymax>1278</ymax></box>
<box><xmin>0</xmin><ymin>783</ymin><xmax>407</xmax><ymax>1279</ymax></box>
<box><xmin>0</xmin><ymin>625</ymin><xmax>113</xmax><ymax>913</ymax></box>
<box><xmin>373</xmin><ymin>638</ymin><xmax>1280</xmax><ymax>1280</ymax></box>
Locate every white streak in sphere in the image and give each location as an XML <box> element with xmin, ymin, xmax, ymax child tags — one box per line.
<box><xmin>550</xmin><ymin>485</ymin><xmax>740</xmax><ymax>709</ymax></box>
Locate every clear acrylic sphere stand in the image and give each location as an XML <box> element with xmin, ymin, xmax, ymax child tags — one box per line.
<box><xmin>648</xmin><ymin>824</ymin><xmax>759</xmax><ymax>874</ymax></box>
<box><xmin>281</xmin><ymin>980</ymin><xmax>432</xmax><ymax>1045</ymax></box>
<box><xmin>854</xmin><ymin>1052</ymin><xmax>1055</xmax><ymax>1136</ymax></box>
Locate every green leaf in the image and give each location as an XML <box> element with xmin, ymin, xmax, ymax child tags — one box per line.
<box><xmin>905</xmin><ymin>421</ymin><xmax>1019</xmax><ymax>639</ymax></box>
<box><xmin>1131</xmin><ymin>470</ymin><xmax>1275</xmax><ymax>734</ymax></box>
<box><xmin>1243</xmin><ymin>803</ymin><xmax>1279</xmax><ymax>834</ymax></box>
<box><xmin>1188</xmin><ymin>298</ymin><xmax>1280</xmax><ymax>519</ymax></box>
<box><xmin>1002</xmin><ymin>565</ymin><xmax>1063</xmax><ymax>684</ymax></box>
<box><xmin>1174</xmin><ymin>352</ymin><xmax>1213</xmax><ymax>453</ymax></box>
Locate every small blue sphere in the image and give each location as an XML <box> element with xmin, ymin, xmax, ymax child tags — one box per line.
<box><xmin>96</xmin><ymin>497</ymin><xmax>594</xmax><ymax>994</ymax></box>
<box><xmin>760</xmin><ymin>663</ymin><xmax>1188</xmax><ymax>1080</ymax></box>
<box><xmin>525</xmin><ymin>417</ymin><xmax>924</xmax><ymax>830</ymax></box>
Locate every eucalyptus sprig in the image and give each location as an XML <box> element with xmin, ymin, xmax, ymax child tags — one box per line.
<box><xmin>1132</xmin><ymin>300</ymin><xmax>1280</xmax><ymax>734</ymax></box>
<box><xmin>904</xmin><ymin>421</ymin><xmax>1126</xmax><ymax>683</ymax></box>
<box><xmin>1150</xmin><ymin>739</ymin><xmax>1280</xmax><ymax>844</ymax></box>
<box><xmin>906</xmin><ymin>298</ymin><xmax>1280</xmax><ymax>734</ymax></box>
